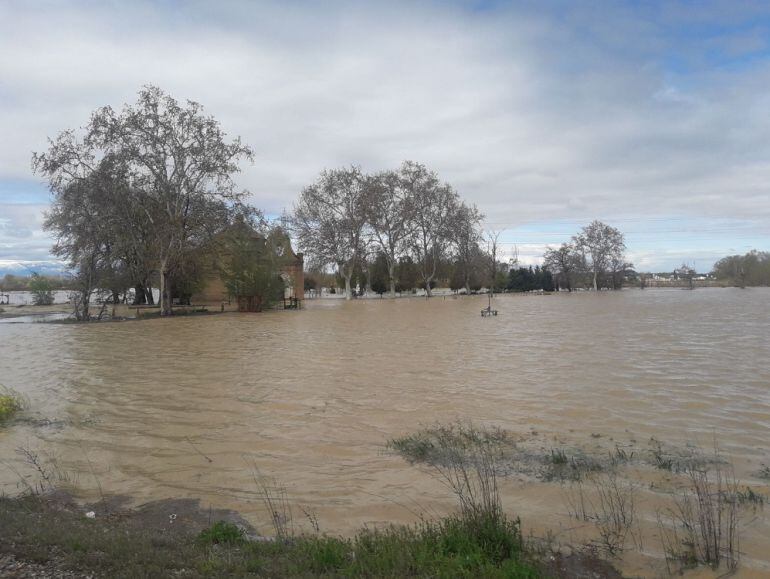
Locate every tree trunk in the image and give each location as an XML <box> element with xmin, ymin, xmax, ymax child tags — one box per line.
<box><xmin>145</xmin><ymin>286</ymin><xmax>154</xmax><ymax>305</ymax></box>
<box><xmin>344</xmin><ymin>274</ymin><xmax>352</xmax><ymax>300</ymax></box>
<box><xmin>592</xmin><ymin>270</ymin><xmax>598</xmax><ymax>291</ymax></box>
<box><xmin>133</xmin><ymin>285</ymin><xmax>146</xmax><ymax>305</ymax></box>
<box><xmin>425</xmin><ymin>277</ymin><xmax>433</xmax><ymax>297</ymax></box>
<box><xmin>388</xmin><ymin>263</ymin><xmax>396</xmax><ymax>299</ymax></box>
<box><xmin>159</xmin><ymin>261</ymin><xmax>172</xmax><ymax>315</ymax></box>
<box><xmin>76</xmin><ymin>286</ymin><xmax>91</xmax><ymax>321</ymax></box>
<box><xmin>81</xmin><ymin>291</ymin><xmax>90</xmax><ymax>321</ymax></box>
<box><xmin>164</xmin><ymin>283</ymin><xmax>172</xmax><ymax>312</ymax></box>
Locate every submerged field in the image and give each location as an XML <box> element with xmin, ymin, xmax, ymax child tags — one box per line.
<box><xmin>1</xmin><ymin>289</ymin><xmax>769</xmax><ymax>576</ymax></box>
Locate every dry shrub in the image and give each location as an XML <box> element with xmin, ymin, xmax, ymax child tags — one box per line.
<box><xmin>657</xmin><ymin>446</ymin><xmax>740</xmax><ymax>572</ymax></box>
<box><xmin>563</xmin><ymin>470</ymin><xmax>639</xmax><ymax>556</ymax></box>
<box><xmin>246</xmin><ymin>459</ymin><xmax>294</xmax><ymax>541</ymax></box>
<box><xmin>431</xmin><ymin>435</ymin><xmax>503</xmax><ymax>521</ymax></box>
<box><xmin>4</xmin><ymin>445</ymin><xmax>76</xmax><ymax>497</ymax></box>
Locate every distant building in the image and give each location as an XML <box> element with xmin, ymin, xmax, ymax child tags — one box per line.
<box><xmin>189</xmin><ymin>222</ymin><xmax>304</xmax><ymax>310</ymax></box>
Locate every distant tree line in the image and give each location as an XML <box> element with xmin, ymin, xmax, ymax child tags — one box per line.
<box><xmin>305</xmin><ymin>248</ymin><xmax>563</xmax><ymax>297</ymax></box>
<box><xmin>506</xmin><ymin>266</ymin><xmax>554</xmax><ymax>292</ymax></box>
<box><xmin>33</xmin><ymin>86</ymin><xmax>282</xmax><ymax>319</ymax></box>
<box><xmin>712</xmin><ymin>250</ymin><xmax>770</xmax><ymax>287</ymax></box>
<box><xmin>542</xmin><ymin>220</ymin><xmax>632</xmax><ymax>291</ymax></box>
<box><xmin>0</xmin><ymin>273</ymin><xmax>63</xmax><ymax>306</ymax></box>
<box><xmin>294</xmin><ymin>172</ymin><xmax>635</xmax><ymax>297</ymax></box>
<box><xmin>0</xmin><ymin>273</ymin><xmax>74</xmax><ymax>292</ymax></box>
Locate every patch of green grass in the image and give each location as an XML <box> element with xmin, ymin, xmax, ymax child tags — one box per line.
<box><xmin>297</xmin><ymin>536</ymin><xmax>350</xmax><ymax>573</ymax></box>
<box><xmin>734</xmin><ymin>486</ymin><xmax>765</xmax><ymax>506</ymax></box>
<box><xmin>550</xmin><ymin>448</ymin><xmax>568</xmax><ymax>465</ymax></box>
<box><xmin>390</xmin><ymin>423</ymin><xmax>611</xmax><ymax>484</ymax></box>
<box><xmin>0</xmin><ymin>386</ymin><xmax>25</xmax><ymax>423</ymax></box>
<box><xmin>388</xmin><ymin>422</ymin><xmax>512</xmax><ymax>465</ymax></box>
<box><xmin>198</xmin><ymin>521</ymin><xmax>245</xmax><ymax>544</ymax></box>
<box><xmin>296</xmin><ymin>511</ymin><xmax>538</xmax><ymax>578</ymax></box>
<box><xmin>541</xmin><ymin>448</ymin><xmax>604</xmax><ymax>482</ymax></box>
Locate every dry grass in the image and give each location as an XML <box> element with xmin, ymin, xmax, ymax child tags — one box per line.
<box><xmin>10</xmin><ymin>445</ymin><xmax>75</xmax><ymax>496</ymax></box>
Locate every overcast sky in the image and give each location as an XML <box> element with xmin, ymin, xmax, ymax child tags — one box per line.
<box><xmin>2</xmin><ymin>0</ymin><xmax>770</xmax><ymax>273</ymax></box>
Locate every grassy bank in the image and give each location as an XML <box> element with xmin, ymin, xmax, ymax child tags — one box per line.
<box><xmin>0</xmin><ymin>493</ymin><xmax>620</xmax><ymax>578</ymax></box>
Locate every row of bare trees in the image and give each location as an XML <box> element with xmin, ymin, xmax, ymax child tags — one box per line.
<box><xmin>291</xmin><ymin>162</ymin><xmax>486</xmax><ymax>298</ymax></box>
<box><xmin>34</xmin><ymin>86</ymin><xmax>634</xmax><ymax>315</ymax></box>
<box><xmin>543</xmin><ymin>221</ymin><xmax>631</xmax><ymax>291</ymax></box>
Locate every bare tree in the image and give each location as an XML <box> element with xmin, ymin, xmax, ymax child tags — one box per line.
<box><xmin>291</xmin><ymin>167</ymin><xmax>368</xmax><ymax>300</ymax></box>
<box><xmin>365</xmin><ymin>170</ymin><xmax>414</xmax><ymax>298</ymax></box>
<box><xmin>609</xmin><ymin>255</ymin><xmax>634</xmax><ymax>290</ymax></box>
<box><xmin>34</xmin><ymin>85</ymin><xmax>253</xmax><ymax>315</ymax></box>
<box><xmin>451</xmin><ymin>203</ymin><xmax>484</xmax><ymax>295</ymax></box>
<box><xmin>543</xmin><ymin>243</ymin><xmax>582</xmax><ymax>292</ymax></box>
<box><xmin>43</xmin><ymin>157</ymin><xmax>130</xmax><ymax>319</ymax></box>
<box><xmin>484</xmin><ymin>229</ymin><xmax>503</xmax><ymax>298</ymax></box>
<box><xmin>574</xmin><ymin>220</ymin><xmax>626</xmax><ymax>291</ymax></box>
<box><xmin>402</xmin><ymin>161</ymin><xmax>459</xmax><ymax>297</ymax></box>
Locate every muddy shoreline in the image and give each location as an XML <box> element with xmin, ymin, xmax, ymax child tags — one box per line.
<box><xmin>0</xmin><ymin>303</ymin><xmax>72</xmax><ymax>319</ymax></box>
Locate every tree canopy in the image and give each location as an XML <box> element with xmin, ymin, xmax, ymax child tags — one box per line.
<box><xmin>291</xmin><ymin>161</ymin><xmax>485</xmax><ymax>298</ymax></box>
<box><xmin>542</xmin><ymin>221</ymin><xmax>630</xmax><ymax>291</ymax></box>
<box><xmin>34</xmin><ymin>85</ymin><xmax>253</xmax><ymax>316</ymax></box>
<box><xmin>712</xmin><ymin>250</ymin><xmax>770</xmax><ymax>287</ymax></box>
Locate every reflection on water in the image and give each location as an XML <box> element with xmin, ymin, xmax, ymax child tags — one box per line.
<box><xmin>0</xmin><ymin>313</ymin><xmax>72</xmax><ymax>324</ymax></box>
<box><xmin>1</xmin><ymin>289</ymin><xmax>769</xmax><ymax>574</ymax></box>
<box><xmin>0</xmin><ymin>290</ymin><xmax>72</xmax><ymax>305</ymax></box>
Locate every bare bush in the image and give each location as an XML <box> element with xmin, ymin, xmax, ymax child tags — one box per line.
<box><xmin>563</xmin><ymin>471</ymin><xmax>638</xmax><ymax>556</ymax></box>
<box><xmin>246</xmin><ymin>460</ymin><xmax>294</xmax><ymax>541</ymax></box>
<box><xmin>390</xmin><ymin>421</ymin><xmax>510</xmax><ymax>520</ymax></box>
<box><xmin>657</xmin><ymin>447</ymin><xmax>740</xmax><ymax>572</ymax></box>
<box><xmin>12</xmin><ymin>445</ymin><xmax>75</xmax><ymax>495</ymax></box>
<box><xmin>432</xmin><ymin>437</ymin><xmax>503</xmax><ymax>521</ymax></box>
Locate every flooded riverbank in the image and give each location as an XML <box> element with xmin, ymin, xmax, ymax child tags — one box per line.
<box><xmin>1</xmin><ymin>289</ymin><xmax>769</xmax><ymax>576</ymax></box>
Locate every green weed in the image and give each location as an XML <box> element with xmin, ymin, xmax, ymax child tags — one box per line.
<box><xmin>198</xmin><ymin>521</ymin><xmax>245</xmax><ymax>545</ymax></box>
<box><xmin>0</xmin><ymin>386</ymin><xmax>25</xmax><ymax>423</ymax></box>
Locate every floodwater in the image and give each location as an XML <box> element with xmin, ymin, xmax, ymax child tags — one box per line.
<box><xmin>1</xmin><ymin>289</ymin><xmax>769</xmax><ymax>576</ymax></box>
<box><xmin>0</xmin><ymin>290</ymin><xmax>72</xmax><ymax>305</ymax></box>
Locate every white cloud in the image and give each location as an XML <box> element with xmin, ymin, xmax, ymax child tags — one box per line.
<box><xmin>1</xmin><ymin>1</ymin><xmax>770</xmax><ymax>268</ymax></box>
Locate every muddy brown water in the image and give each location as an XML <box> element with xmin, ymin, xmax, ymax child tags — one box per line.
<box><xmin>1</xmin><ymin>289</ymin><xmax>769</xmax><ymax>576</ymax></box>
